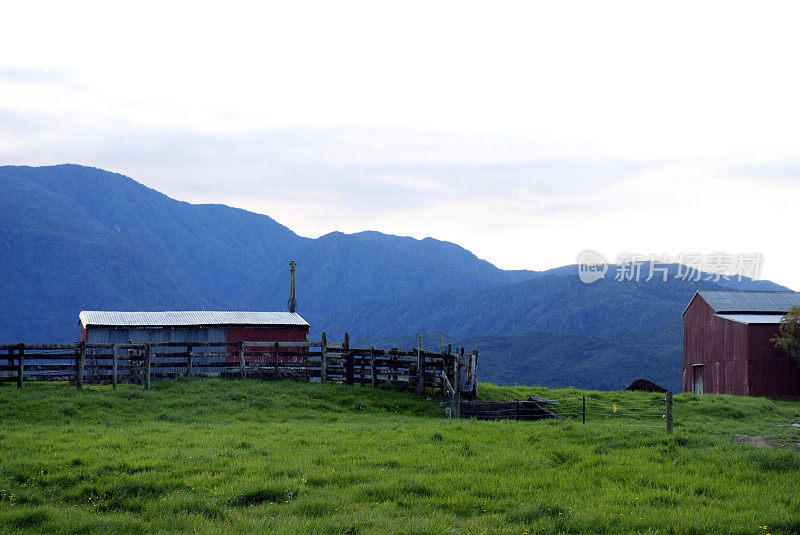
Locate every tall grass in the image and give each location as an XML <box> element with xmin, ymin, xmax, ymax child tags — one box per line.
<box><xmin>1</xmin><ymin>379</ymin><xmax>799</xmax><ymax>534</ymax></box>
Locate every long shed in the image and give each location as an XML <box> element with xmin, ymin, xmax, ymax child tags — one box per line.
<box><xmin>682</xmin><ymin>290</ymin><xmax>800</xmax><ymax>399</ymax></box>
<box><xmin>79</xmin><ymin>311</ymin><xmax>309</xmax><ymax>364</ymax></box>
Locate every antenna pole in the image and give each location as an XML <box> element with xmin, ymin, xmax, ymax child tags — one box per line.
<box><xmin>288</xmin><ymin>261</ymin><xmax>297</xmax><ymax>313</ymax></box>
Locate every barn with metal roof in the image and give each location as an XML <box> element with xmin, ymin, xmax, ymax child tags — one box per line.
<box><xmin>79</xmin><ymin>310</ymin><xmax>310</xmax><ymax>365</ymax></box>
<box><xmin>683</xmin><ymin>290</ymin><xmax>800</xmax><ymax>399</ymax></box>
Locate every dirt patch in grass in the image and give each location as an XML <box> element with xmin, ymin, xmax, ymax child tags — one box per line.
<box><xmin>732</xmin><ymin>435</ymin><xmax>773</xmax><ymax>448</ymax></box>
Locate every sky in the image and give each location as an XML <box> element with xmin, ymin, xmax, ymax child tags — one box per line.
<box><xmin>2</xmin><ymin>1</ymin><xmax>800</xmax><ymax>288</ymax></box>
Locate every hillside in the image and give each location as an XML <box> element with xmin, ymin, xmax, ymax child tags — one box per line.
<box><xmin>0</xmin><ymin>170</ymin><xmax>214</xmax><ymax>341</ymax></box>
<box><xmin>0</xmin><ymin>164</ymin><xmax>790</xmax><ymax>391</ymax></box>
<box><xmin>318</xmin><ymin>274</ymin><xmax>727</xmax><ymax>340</ymax></box>
<box><xmin>1</xmin><ymin>380</ymin><xmax>799</xmax><ymax>534</ymax></box>
<box><xmin>0</xmin><ymin>164</ymin><xmax>539</xmax><ymax>340</ymax></box>
<box><xmin>0</xmin><ymin>164</ymin><xmax>309</xmax><ymax>305</ymax></box>
<box><xmin>235</xmin><ymin>231</ymin><xmax>533</xmax><ymax>320</ymax></box>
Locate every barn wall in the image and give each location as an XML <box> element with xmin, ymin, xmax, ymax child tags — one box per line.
<box><xmin>226</xmin><ymin>326</ymin><xmax>310</xmax><ymax>364</ymax></box>
<box><xmin>683</xmin><ymin>296</ymin><xmax>749</xmax><ymax>395</ymax></box>
<box><xmin>86</xmin><ymin>327</ymin><xmax>225</xmax><ymax>346</ymax></box>
<box><xmin>747</xmin><ymin>325</ymin><xmax>800</xmax><ymax>400</ymax></box>
<box><xmin>81</xmin><ymin>323</ymin><xmax>311</xmax><ymax>373</ymax></box>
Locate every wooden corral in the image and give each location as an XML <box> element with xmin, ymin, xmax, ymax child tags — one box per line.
<box><xmin>0</xmin><ymin>336</ymin><xmax>477</xmax><ymax>404</ymax></box>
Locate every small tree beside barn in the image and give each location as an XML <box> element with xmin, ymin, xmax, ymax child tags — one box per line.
<box><xmin>773</xmin><ymin>306</ymin><xmax>800</xmax><ymax>370</ymax></box>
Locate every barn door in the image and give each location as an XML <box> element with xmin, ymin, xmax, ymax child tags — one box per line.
<box><xmin>693</xmin><ymin>365</ymin><xmax>704</xmax><ymax>394</ymax></box>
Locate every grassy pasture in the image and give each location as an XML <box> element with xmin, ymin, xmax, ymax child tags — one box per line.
<box><xmin>0</xmin><ymin>379</ymin><xmax>799</xmax><ymax>534</ymax></box>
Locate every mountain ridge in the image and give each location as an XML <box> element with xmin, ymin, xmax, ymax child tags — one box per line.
<box><xmin>0</xmin><ymin>164</ymin><xmax>790</xmax><ymax>391</ymax></box>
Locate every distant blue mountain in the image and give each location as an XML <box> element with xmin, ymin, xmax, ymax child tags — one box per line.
<box><xmin>0</xmin><ymin>164</ymin><xmax>790</xmax><ymax>390</ymax></box>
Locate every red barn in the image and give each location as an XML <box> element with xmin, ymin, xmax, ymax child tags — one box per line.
<box><xmin>682</xmin><ymin>290</ymin><xmax>800</xmax><ymax>399</ymax></box>
<box><xmin>79</xmin><ymin>311</ymin><xmax>309</xmax><ymax>364</ymax></box>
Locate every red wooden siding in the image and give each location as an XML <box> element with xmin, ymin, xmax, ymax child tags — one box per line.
<box><xmin>747</xmin><ymin>324</ymin><xmax>800</xmax><ymax>399</ymax></box>
<box><xmin>683</xmin><ymin>296</ymin><xmax>749</xmax><ymax>395</ymax></box>
<box><xmin>684</xmin><ymin>294</ymin><xmax>800</xmax><ymax>399</ymax></box>
<box><xmin>226</xmin><ymin>326</ymin><xmax>310</xmax><ymax>364</ymax></box>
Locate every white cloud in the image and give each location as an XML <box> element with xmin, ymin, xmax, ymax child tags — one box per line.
<box><xmin>1</xmin><ymin>1</ymin><xmax>799</xmax><ymax>289</ymax></box>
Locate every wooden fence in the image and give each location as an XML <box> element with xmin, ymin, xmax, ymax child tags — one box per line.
<box><xmin>0</xmin><ymin>334</ymin><xmax>477</xmax><ymax>403</ymax></box>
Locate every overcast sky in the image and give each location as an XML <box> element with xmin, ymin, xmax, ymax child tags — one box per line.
<box><xmin>2</xmin><ymin>1</ymin><xmax>800</xmax><ymax>288</ymax></box>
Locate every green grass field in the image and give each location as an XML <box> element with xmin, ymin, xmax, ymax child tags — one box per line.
<box><xmin>1</xmin><ymin>379</ymin><xmax>799</xmax><ymax>534</ymax></box>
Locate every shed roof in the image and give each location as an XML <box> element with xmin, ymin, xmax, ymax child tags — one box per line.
<box><xmin>714</xmin><ymin>314</ymin><xmax>786</xmax><ymax>325</ymax></box>
<box><xmin>688</xmin><ymin>290</ymin><xmax>800</xmax><ymax>315</ymax></box>
<box><xmin>79</xmin><ymin>311</ymin><xmax>309</xmax><ymax>328</ymax></box>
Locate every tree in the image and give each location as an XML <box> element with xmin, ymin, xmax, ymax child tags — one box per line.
<box><xmin>773</xmin><ymin>306</ymin><xmax>800</xmax><ymax>365</ymax></box>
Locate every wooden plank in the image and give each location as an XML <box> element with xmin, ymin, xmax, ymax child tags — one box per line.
<box><xmin>370</xmin><ymin>347</ymin><xmax>377</xmax><ymax>388</ymax></box>
<box><xmin>9</xmin><ymin>353</ymin><xmax>75</xmax><ymax>360</ymax></box>
<box><xmin>77</xmin><ymin>342</ymin><xmax>86</xmax><ymax>389</ymax></box>
<box><xmin>441</xmin><ymin>370</ymin><xmax>455</xmax><ymax>397</ymax></box>
<box><xmin>6</xmin><ymin>347</ymin><xmax>14</xmax><ymax>381</ymax></box>
<box><xmin>359</xmin><ymin>349</ymin><xmax>366</xmax><ymax>386</ymax></box>
<box><xmin>186</xmin><ymin>343</ymin><xmax>193</xmax><ymax>376</ymax></box>
<box><xmin>238</xmin><ymin>341</ymin><xmax>312</xmax><ymax>349</ymax></box>
<box><xmin>144</xmin><ymin>344</ymin><xmax>151</xmax><ymax>390</ymax></box>
<box><xmin>112</xmin><ymin>344</ymin><xmax>119</xmax><ymax>389</ymax></box>
<box><xmin>274</xmin><ymin>342</ymin><xmax>280</xmax><ymax>379</ymax></box>
<box><xmin>11</xmin><ymin>364</ymin><xmax>86</xmax><ymax>372</ymax></box>
<box><xmin>239</xmin><ymin>342</ymin><xmax>246</xmax><ymax>380</ymax></box>
<box><xmin>417</xmin><ymin>335</ymin><xmax>425</xmax><ymax>396</ymax></box>
<box><xmin>17</xmin><ymin>344</ymin><xmax>24</xmax><ymax>389</ymax></box>
<box><xmin>320</xmin><ymin>332</ymin><xmax>328</xmax><ymax>383</ymax></box>
<box><xmin>344</xmin><ymin>333</ymin><xmax>354</xmax><ymax>385</ymax></box>
<box><xmin>454</xmin><ymin>356</ymin><xmax>460</xmax><ymax>418</ymax></box>
<box><xmin>0</xmin><ymin>343</ymin><xmax>77</xmax><ymax>350</ymax></box>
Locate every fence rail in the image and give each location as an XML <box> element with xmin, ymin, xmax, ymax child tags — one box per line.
<box><xmin>0</xmin><ymin>335</ymin><xmax>477</xmax><ymax>403</ymax></box>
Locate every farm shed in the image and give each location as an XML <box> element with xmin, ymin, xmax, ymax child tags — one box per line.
<box><xmin>78</xmin><ymin>311</ymin><xmax>309</xmax><ymax>364</ymax></box>
<box><xmin>682</xmin><ymin>290</ymin><xmax>800</xmax><ymax>399</ymax></box>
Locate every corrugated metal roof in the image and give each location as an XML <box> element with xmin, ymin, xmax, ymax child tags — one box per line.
<box><xmin>79</xmin><ymin>311</ymin><xmax>309</xmax><ymax>328</ymax></box>
<box><xmin>714</xmin><ymin>313</ymin><xmax>786</xmax><ymax>325</ymax></box>
<box><xmin>697</xmin><ymin>290</ymin><xmax>800</xmax><ymax>313</ymax></box>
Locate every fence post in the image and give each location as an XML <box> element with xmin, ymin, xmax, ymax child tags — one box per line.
<box><xmin>582</xmin><ymin>396</ymin><xmax>586</xmax><ymax>424</ymax></box>
<box><xmin>186</xmin><ymin>342</ymin><xmax>193</xmax><ymax>377</ymax></box>
<box><xmin>344</xmin><ymin>333</ymin><xmax>353</xmax><ymax>385</ymax></box>
<box><xmin>370</xmin><ymin>347</ymin><xmax>377</xmax><ymax>388</ymax></box>
<box><xmin>6</xmin><ymin>348</ymin><xmax>13</xmax><ymax>381</ymax></box>
<box><xmin>144</xmin><ymin>344</ymin><xmax>151</xmax><ymax>391</ymax></box>
<box><xmin>112</xmin><ymin>344</ymin><xmax>119</xmax><ymax>389</ymax></box>
<box><xmin>359</xmin><ymin>348</ymin><xmax>366</xmax><ymax>386</ymax></box>
<box><xmin>666</xmin><ymin>391</ymin><xmax>673</xmax><ymax>433</ymax></box>
<box><xmin>454</xmin><ymin>354</ymin><xmax>461</xmax><ymax>419</ymax></box>
<box><xmin>417</xmin><ymin>335</ymin><xmax>425</xmax><ymax>396</ymax></box>
<box><xmin>6</xmin><ymin>347</ymin><xmax>13</xmax><ymax>381</ymax></box>
<box><xmin>274</xmin><ymin>342</ymin><xmax>280</xmax><ymax>379</ymax></box>
<box><xmin>320</xmin><ymin>332</ymin><xmax>328</xmax><ymax>383</ymax></box>
<box><xmin>89</xmin><ymin>346</ymin><xmax>96</xmax><ymax>382</ymax></box>
<box><xmin>16</xmin><ymin>343</ymin><xmax>24</xmax><ymax>389</ymax></box>
<box><xmin>77</xmin><ymin>342</ymin><xmax>86</xmax><ymax>389</ymax></box>
<box><xmin>471</xmin><ymin>349</ymin><xmax>478</xmax><ymax>399</ymax></box>
<box><xmin>238</xmin><ymin>341</ymin><xmax>246</xmax><ymax>380</ymax></box>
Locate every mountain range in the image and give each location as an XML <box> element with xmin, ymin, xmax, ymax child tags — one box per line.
<box><xmin>0</xmin><ymin>164</ymin><xmax>789</xmax><ymax>391</ymax></box>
